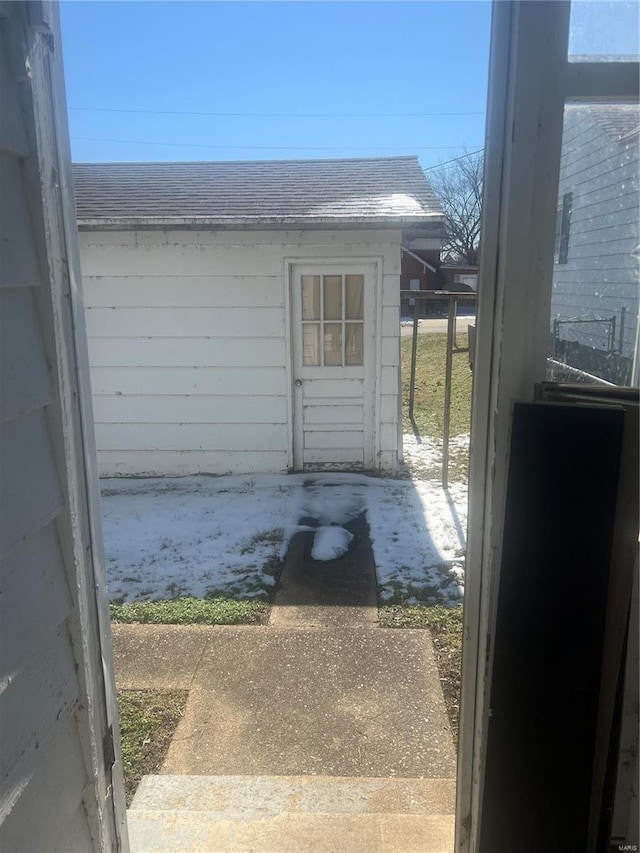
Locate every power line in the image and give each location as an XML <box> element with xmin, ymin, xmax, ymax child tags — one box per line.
<box><xmin>422</xmin><ymin>149</ymin><xmax>484</xmax><ymax>171</ymax></box>
<box><xmin>71</xmin><ymin>136</ymin><xmax>483</xmax><ymax>152</ymax></box>
<box><xmin>70</xmin><ymin>105</ymin><xmax>485</xmax><ymax>119</ymax></box>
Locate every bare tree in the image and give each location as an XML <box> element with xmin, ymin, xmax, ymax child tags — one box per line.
<box><xmin>430</xmin><ymin>150</ymin><xmax>484</xmax><ymax>266</ymax></box>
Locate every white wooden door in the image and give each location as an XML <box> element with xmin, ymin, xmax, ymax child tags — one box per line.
<box><xmin>290</xmin><ymin>263</ymin><xmax>376</xmax><ymax>470</ymax></box>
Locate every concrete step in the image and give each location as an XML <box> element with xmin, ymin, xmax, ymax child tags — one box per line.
<box><xmin>128</xmin><ymin>775</ymin><xmax>456</xmax><ymax>852</ymax></box>
<box><xmin>127</xmin><ymin>810</ymin><xmax>455</xmax><ymax>852</ymax></box>
<box><xmin>130</xmin><ymin>774</ymin><xmax>457</xmax><ymax>816</ymax></box>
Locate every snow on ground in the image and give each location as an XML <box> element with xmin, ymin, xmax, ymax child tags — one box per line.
<box><xmin>100</xmin><ymin>475</ymin><xmax>297</xmax><ymax>603</ymax></box>
<box><xmin>101</xmin><ymin>435</ymin><xmax>468</xmax><ymax>607</ymax></box>
<box><xmin>311</xmin><ymin>526</ymin><xmax>354</xmax><ymax>561</ymax></box>
<box><xmin>366</xmin><ymin>475</ymin><xmax>467</xmax><ymax>605</ymax></box>
<box><xmin>402</xmin><ymin>432</ymin><xmax>470</xmax><ymax>480</ymax></box>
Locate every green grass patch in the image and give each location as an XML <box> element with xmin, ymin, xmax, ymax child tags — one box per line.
<box><xmin>401</xmin><ymin>332</ymin><xmax>472</xmax><ymax>481</ymax></box>
<box><xmin>380</xmin><ymin>604</ymin><xmax>463</xmax><ymax>745</ymax></box>
<box><xmin>118</xmin><ymin>689</ymin><xmax>188</xmax><ymax>806</ymax></box>
<box><xmin>401</xmin><ymin>332</ymin><xmax>472</xmax><ymax>438</ymax></box>
<box><xmin>110</xmin><ymin>595</ymin><xmax>268</xmax><ymax>625</ymax></box>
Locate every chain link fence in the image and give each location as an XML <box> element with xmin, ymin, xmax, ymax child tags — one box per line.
<box><xmin>550</xmin><ymin>313</ymin><xmax>633</xmax><ymax>385</ymax></box>
<box><xmin>553</xmin><ymin>316</ymin><xmax>617</xmax><ymax>352</ymax></box>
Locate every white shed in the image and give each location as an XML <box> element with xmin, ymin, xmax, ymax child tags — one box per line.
<box><xmin>74</xmin><ymin>157</ymin><xmax>445</xmax><ymax>477</ymax></box>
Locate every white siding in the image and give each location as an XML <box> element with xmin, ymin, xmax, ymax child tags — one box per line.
<box><xmin>83</xmin><ymin>275</ymin><xmax>283</xmax><ymax>307</ymax></box>
<box><xmin>0</xmin><ymin>6</ymin><xmax>126</xmax><ymax>851</ymax></box>
<box><xmin>552</xmin><ymin>108</ymin><xmax>639</xmax><ymax>358</ymax></box>
<box><xmin>96</xmin><ymin>450</ymin><xmax>289</xmax><ymax>477</ymax></box>
<box><xmin>86</xmin><ymin>306</ymin><xmax>285</xmax><ymax>337</ymax></box>
<box><xmin>90</xmin><ymin>366</ymin><xmax>287</xmax><ymax>396</ymax></box>
<box><xmin>0</xmin><ymin>155</ymin><xmax>42</xmax><ymax>287</ymax></box>
<box><xmin>88</xmin><ymin>337</ymin><xmax>285</xmax><ymax>367</ymax></box>
<box><xmin>92</xmin><ymin>394</ymin><xmax>288</xmax><ymax>424</ymax></box>
<box><xmin>81</xmin><ymin>229</ymin><xmax>402</xmax><ymax>475</ymax></box>
<box><xmin>94</xmin><ymin>422</ymin><xmax>287</xmax><ymax>452</ymax></box>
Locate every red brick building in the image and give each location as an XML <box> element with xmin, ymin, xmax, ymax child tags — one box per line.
<box><xmin>401</xmin><ymin>246</ymin><xmax>478</xmax><ymax>315</ymax></box>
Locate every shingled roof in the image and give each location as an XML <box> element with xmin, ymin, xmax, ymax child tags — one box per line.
<box><xmin>566</xmin><ymin>102</ymin><xmax>640</xmax><ymax>142</ymax></box>
<box><xmin>72</xmin><ymin>156</ymin><xmax>446</xmax><ymax>231</ymax></box>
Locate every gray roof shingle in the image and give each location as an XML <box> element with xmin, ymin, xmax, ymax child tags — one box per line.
<box><xmin>72</xmin><ymin>156</ymin><xmax>446</xmax><ymax>230</ymax></box>
<box><xmin>566</xmin><ymin>102</ymin><xmax>640</xmax><ymax>142</ymax></box>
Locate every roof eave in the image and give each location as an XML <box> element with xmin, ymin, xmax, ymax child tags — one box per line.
<box><xmin>77</xmin><ymin>214</ymin><xmax>447</xmax><ymax>233</ymax></box>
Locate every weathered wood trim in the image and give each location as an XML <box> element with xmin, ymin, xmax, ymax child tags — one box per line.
<box><xmin>79</xmin><ymin>227</ymin><xmax>402</xmax><ymax>247</ymax></box>
<box><xmin>0</xmin><ymin>717</ymin><xmax>90</xmax><ymax>852</ymax></box>
<box><xmin>17</xmin><ymin>4</ymin><xmax>128</xmax><ymax>848</ymax></box>
<box><xmin>373</xmin><ymin>255</ymin><xmax>385</xmax><ymax>469</ymax></box>
<box><xmin>283</xmin><ymin>258</ymin><xmax>294</xmax><ymax>470</ymax></box>
<box><xmin>76</xmin><ymin>215</ymin><xmax>444</xmax><ymax>231</ymax></box>
<box><xmin>457</xmin><ymin>2</ymin><xmax>570</xmax><ymax>849</ymax></box>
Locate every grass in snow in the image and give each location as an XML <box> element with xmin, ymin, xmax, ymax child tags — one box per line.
<box><xmin>240</xmin><ymin>527</ymin><xmax>285</xmax><ymax>554</ymax></box>
<box><xmin>118</xmin><ymin>689</ymin><xmax>188</xmax><ymax>806</ymax></box>
<box><xmin>110</xmin><ymin>596</ymin><xmax>269</xmax><ymax>625</ymax></box>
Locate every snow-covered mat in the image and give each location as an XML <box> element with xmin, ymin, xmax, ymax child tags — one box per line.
<box><xmin>101</xmin><ymin>469</ymin><xmax>467</xmax><ymax>607</ymax></box>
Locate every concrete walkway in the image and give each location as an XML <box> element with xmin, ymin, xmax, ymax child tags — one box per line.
<box><xmin>270</xmin><ymin>511</ymin><xmax>378</xmax><ymax>627</ymax></box>
<box><xmin>112</xmin><ymin>623</ymin><xmax>455</xmax><ymax>779</ymax></box>
<box><xmin>115</xmin><ymin>520</ymin><xmax>457</xmax><ymax>850</ymax></box>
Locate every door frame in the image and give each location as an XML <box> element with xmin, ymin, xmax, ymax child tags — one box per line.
<box><xmin>17</xmin><ymin>2</ymin><xmax>129</xmax><ymax>848</ymax></box>
<box><xmin>456</xmin><ymin>3</ymin><xmax>639</xmax><ymax>849</ymax></box>
<box><xmin>284</xmin><ymin>257</ymin><xmax>382</xmax><ymax>472</ymax></box>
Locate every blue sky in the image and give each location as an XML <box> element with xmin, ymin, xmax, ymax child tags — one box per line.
<box><xmin>60</xmin><ymin>1</ymin><xmax>491</xmax><ymax>169</ymax></box>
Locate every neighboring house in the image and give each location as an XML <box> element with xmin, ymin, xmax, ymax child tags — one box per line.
<box><xmin>399</xmin><ymin>248</ymin><xmax>477</xmax><ymax>315</ymax></box>
<box><xmin>440</xmin><ymin>265</ymin><xmax>478</xmax><ymax>292</ymax></box>
<box><xmin>551</xmin><ymin>103</ymin><xmax>640</xmax><ymax>383</ymax></box>
<box><xmin>74</xmin><ymin>157</ymin><xmax>446</xmax><ymax>477</ymax></box>
<box><xmin>401</xmin><ymin>245</ymin><xmax>441</xmax><ymax>289</ymax></box>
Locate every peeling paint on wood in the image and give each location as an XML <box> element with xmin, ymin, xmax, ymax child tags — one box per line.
<box><xmin>0</xmin><ymin>4</ymin><xmax>128</xmax><ymax>850</ymax></box>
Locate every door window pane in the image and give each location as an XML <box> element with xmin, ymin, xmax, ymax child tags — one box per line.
<box><xmin>345</xmin><ymin>323</ymin><xmax>364</xmax><ymax>365</ymax></box>
<box><xmin>323</xmin><ymin>276</ymin><xmax>343</xmax><ymax>320</ymax></box>
<box><xmin>300</xmin><ymin>271</ymin><xmax>367</xmax><ymax>368</ymax></box>
<box><xmin>324</xmin><ymin>323</ymin><xmax>342</xmax><ymax>366</ymax></box>
<box><xmin>345</xmin><ymin>275</ymin><xmax>364</xmax><ymax>319</ymax></box>
<box><xmin>303</xmin><ymin>323</ymin><xmax>321</xmax><ymax>366</ymax></box>
<box><xmin>302</xmin><ymin>275</ymin><xmax>321</xmax><ymax>320</ymax></box>
<box><xmin>548</xmin><ymin>101</ymin><xmax>639</xmax><ymax>386</ymax></box>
